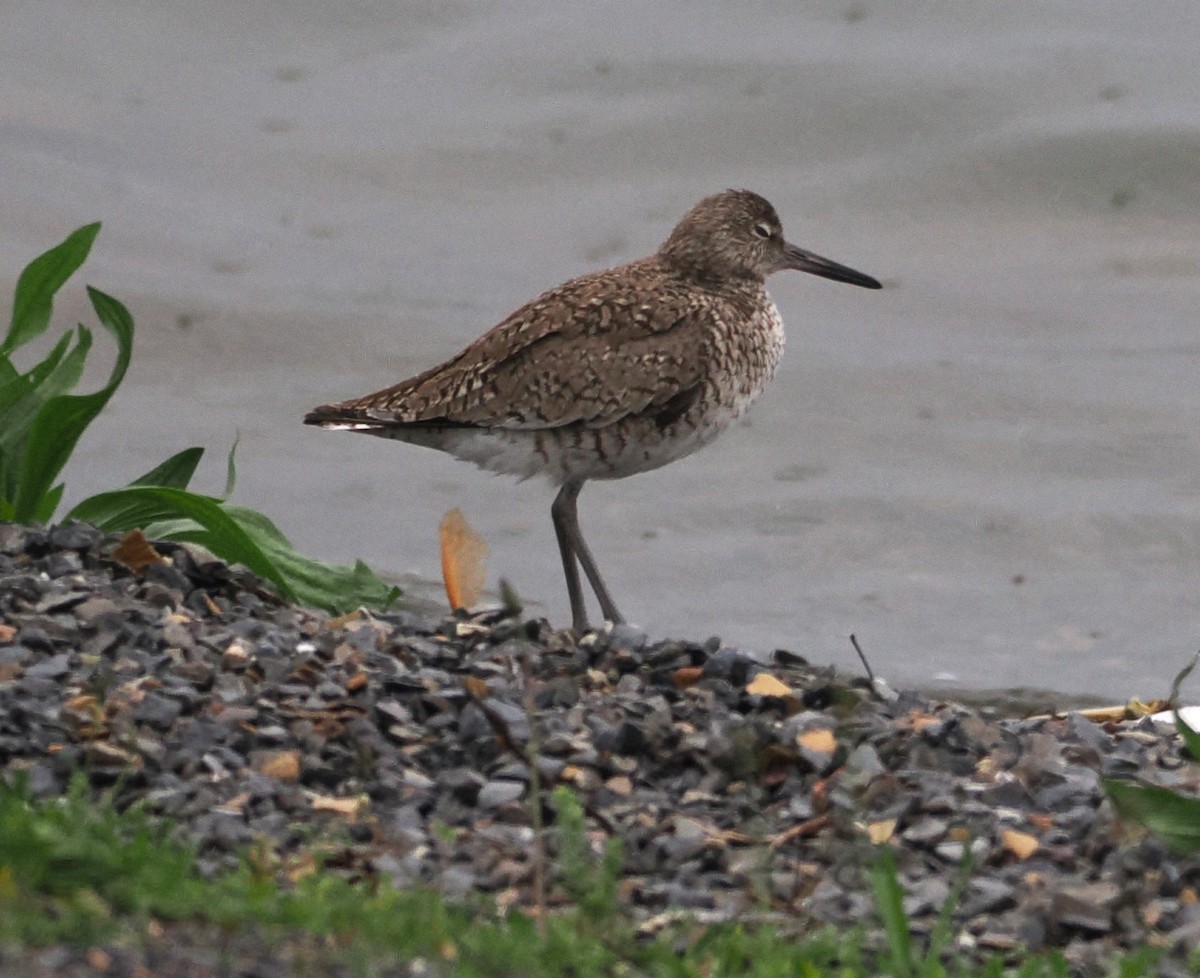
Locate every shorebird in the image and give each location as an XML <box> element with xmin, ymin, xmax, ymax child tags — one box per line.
<box><xmin>305</xmin><ymin>189</ymin><xmax>881</xmax><ymax>632</ymax></box>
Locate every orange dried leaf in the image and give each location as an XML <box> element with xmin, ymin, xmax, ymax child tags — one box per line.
<box><xmin>286</xmin><ymin>851</ymin><xmax>319</xmax><ymax>884</ymax></box>
<box><xmin>746</xmin><ymin>673</ymin><xmax>792</xmax><ymax>698</ymax></box>
<box><xmin>256</xmin><ymin>750</ymin><xmax>301</xmax><ymax>781</ymax></box>
<box><xmin>326</xmin><ymin>608</ymin><xmax>365</xmax><ymax>631</ymax></box>
<box><xmin>85</xmin><ymin>949</ymin><xmax>111</xmax><ymax>972</ymax></box>
<box><xmin>112</xmin><ymin>529</ymin><xmax>165</xmax><ymax>574</ymax></box>
<box><xmin>672</xmin><ymin>667</ymin><xmax>703</xmax><ymax>688</ymax></box>
<box><xmin>344</xmin><ymin>672</ymin><xmax>368</xmax><ymax>694</ymax></box>
<box><xmin>796</xmin><ymin>728</ymin><xmax>837</xmax><ymax>756</ymax></box>
<box><xmin>0</xmin><ymin>623</ymin><xmax>16</xmax><ymax>643</ymax></box>
<box><xmin>1001</xmin><ymin>828</ymin><xmax>1039</xmax><ymax>860</ymax></box>
<box><xmin>439</xmin><ymin>508</ymin><xmax>488</xmax><ymax>610</ymax></box>
<box><xmin>310</xmin><ymin>793</ymin><xmax>368</xmax><ymax>817</ymax></box>
<box><xmin>215</xmin><ymin>792</ymin><xmax>251</xmax><ymax>815</ymax></box>
<box><xmin>867</xmin><ymin>819</ymin><xmax>896</xmax><ymax>844</ymax></box>
<box><xmin>461</xmin><ymin>675</ymin><xmax>490</xmax><ymax>701</ymax></box>
<box><xmin>605</xmin><ymin>775</ymin><xmax>633</xmax><ymax>797</ymax></box>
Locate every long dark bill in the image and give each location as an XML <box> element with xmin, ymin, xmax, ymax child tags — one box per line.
<box><xmin>781</xmin><ymin>242</ymin><xmax>882</xmax><ymax>290</ymax></box>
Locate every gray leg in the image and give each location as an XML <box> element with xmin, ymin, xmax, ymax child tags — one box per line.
<box><xmin>552</xmin><ymin>480</ymin><xmax>589</xmax><ymax>632</ymax></box>
<box><xmin>551</xmin><ymin>479</ymin><xmax>624</xmax><ymax>631</ymax></box>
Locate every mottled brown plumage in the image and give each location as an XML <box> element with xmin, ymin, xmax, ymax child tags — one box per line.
<box><xmin>306</xmin><ymin>189</ymin><xmax>881</xmax><ymax>631</ymax></box>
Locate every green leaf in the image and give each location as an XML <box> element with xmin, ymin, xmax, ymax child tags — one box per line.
<box><xmin>129</xmin><ymin>447</ymin><xmax>205</xmax><ymax>490</ymax></box>
<box><xmin>1168</xmin><ymin>650</ymin><xmax>1200</xmax><ymax>762</ymax></box>
<box><xmin>222</xmin><ymin>434</ymin><xmax>240</xmax><ymax>499</ymax></box>
<box><xmin>217</xmin><ymin>504</ymin><xmax>399</xmax><ymax>612</ymax></box>
<box><xmin>1104</xmin><ymin>779</ymin><xmax>1200</xmax><ymax>852</ymax></box>
<box><xmin>4</xmin><ymin>222</ymin><xmax>101</xmax><ymax>356</ymax></box>
<box><xmin>0</xmin><ymin>328</ymin><xmax>92</xmax><ymax>506</ymax></box>
<box><xmin>66</xmin><ymin>487</ymin><xmax>398</xmax><ymax>614</ymax></box>
<box><xmin>9</xmin><ymin>287</ymin><xmax>133</xmax><ymax>522</ymax></box>
<box><xmin>34</xmin><ymin>483</ymin><xmax>65</xmax><ymax>523</ymax></box>
<box><xmin>67</xmin><ymin>485</ymin><xmax>295</xmax><ymax>600</ymax></box>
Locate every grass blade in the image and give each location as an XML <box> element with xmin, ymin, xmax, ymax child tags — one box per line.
<box><xmin>1168</xmin><ymin>650</ymin><xmax>1200</xmax><ymax>761</ymax></box>
<box><xmin>4</xmin><ymin>222</ymin><xmax>101</xmax><ymax>355</ymax></box>
<box><xmin>222</xmin><ymin>434</ymin><xmax>240</xmax><ymax>498</ymax></box>
<box><xmin>868</xmin><ymin>845</ymin><xmax>913</xmax><ymax>978</ymax></box>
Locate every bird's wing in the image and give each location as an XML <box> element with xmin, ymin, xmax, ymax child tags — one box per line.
<box><xmin>322</xmin><ymin>262</ymin><xmax>726</xmax><ymax>430</ymax></box>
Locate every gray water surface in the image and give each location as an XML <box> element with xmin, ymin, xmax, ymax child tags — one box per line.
<box><xmin>3</xmin><ymin>2</ymin><xmax>1198</xmax><ymax>696</ymax></box>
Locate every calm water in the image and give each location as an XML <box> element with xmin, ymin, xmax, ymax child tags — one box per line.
<box><xmin>3</xmin><ymin>1</ymin><xmax>1198</xmax><ymax>696</ymax></box>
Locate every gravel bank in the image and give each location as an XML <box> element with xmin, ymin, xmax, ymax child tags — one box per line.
<box><xmin>2</xmin><ymin>522</ymin><xmax>1199</xmax><ymax>976</ymax></box>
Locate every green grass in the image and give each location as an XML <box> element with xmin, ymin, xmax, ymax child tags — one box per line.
<box><xmin>0</xmin><ymin>223</ymin><xmax>397</xmax><ymax>613</ymax></box>
<box><xmin>0</xmin><ymin>774</ymin><xmax>1163</xmax><ymax>978</ymax></box>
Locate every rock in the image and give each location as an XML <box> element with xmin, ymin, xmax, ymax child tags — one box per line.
<box><xmin>4</xmin><ymin>520</ymin><xmax>1200</xmax><ymax>973</ymax></box>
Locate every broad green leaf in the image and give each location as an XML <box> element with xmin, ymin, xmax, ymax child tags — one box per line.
<box><xmin>4</xmin><ymin>222</ymin><xmax>101</xmax><ymax>355</ymax></box>
<box><xmin>217</xmin><ymin>504</ymin><xmax>398</xmax><ymax>612</ymax></box>
<box><xmin>67</xmin><ymin>487</ymin><xmax>398</xmax><ymax>613</ymax></box>
<box><xmin>67</xmin><ymin>485</ymin><xmax>295</xmax><ymax>600</ymax></box>
<box><xmin>1105</xmin><ymin>778</ymin><xmax>1200</xmax><ymax>852</ymax></box>
<box><xmin>0</xmin><ymin>329</ymin><xmax>91</xmax><ymax>505</ymax></box>
<box><xmin>0</xmin><ymin>332</ymin><xmax>75</xmax><ymax>417</ymax></box>
<box><xmin>9</xmin><ymin>288</ymin><xmax>133</xmax><ymax>522</ymax></box>
<box><xmin>34</xmin><ymin>483</ymin><xmax>65</xmax><ymax>523</ymax></box>
<box><xmin>129</xmin><ymin>447</ymin><xmax>205</xmax><ymax>489</ymax></box>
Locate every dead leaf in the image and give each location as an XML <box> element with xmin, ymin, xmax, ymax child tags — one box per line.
<box><xmin>1001</xmin><ymin>828</ymin><xmax>1039</xmax><ymax>860</ymax></box>
<box><xmin>796</xmin><ymin>727</ymin><xmax>837</xmax><ymax>756</ymax></box>
<box><xmin>867</xmin><ymin>819</ymin><xmax>896</xmax><ymax>844</ymax></box>
<box><xmin>439</xmin><ymin>508</ymin><xmax>488</xmax><ymax>611</ymax></box>
<box><xmin>256</xmin><ymin>750</ymin><xmax>301</xmax><ymax>781</ymax></box>
<box><xmin>215</xmin><ymin>792</ymin><xmax>251</xmax><ymax>815</ymax></box>
<box><xmin>344</xmin><ymin>672</ymin><xmax>368</xmax><ymax>694</ymax></box>
<box><xmin>605</xmin><ymin>775</ymin><xmax>633</xmax><ymax>797</ymax></box>
<box><xmin>461</xmin><ymin>676</ymin><xmax>490</xmax><ymax>701</ymax></box>
<box><xmin>0</xmin><ymin>623</ymin><xmax>16</xmax><ymax>643</ymax></box>
<box><xmin>672</xmin><ymin>667</ymin><xmax>703</xmax><ymax>689</ymax></box>
<box><xmin>111</xmin><ymin>529</ymin><xmax>165</xmax><ymax>574</ymax></box>
<box><xmin>746</xmin><ymin>673</ymin><xmax>793</xmax><ymax>698</ymax></box>
<box><xmin>286</xmin><ymin>851</ymin><xmax>319</xmax><ymax>884</ymax></box>
<box><xmin>87</xmin><ymin>742</ymin><xmax>140</xmax><ymax>768</ymax></box>
<box><xmin>309</xmin><ymin>793</ymin><xmax>368</xmax><ymax>817</ymax></box>
<box><xmin>908</xmin><ymin>712</ymin><xmax>941</xmax><ymax>732</ymax></box>
<box><xmin>326</xmin><ymin>608</ymin><xmax>365</xmax><ymax>631</ymax></box>
<box><xmin>1027</xmin><ymin>812</ymin><xmax>1054</xmax><ymax>831</ymax></box>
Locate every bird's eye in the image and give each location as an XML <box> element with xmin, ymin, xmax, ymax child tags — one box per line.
<box><xmin>752</xmin><ymin>222</ymin><xmax>773</xmax><ymax>239</ymax></box>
